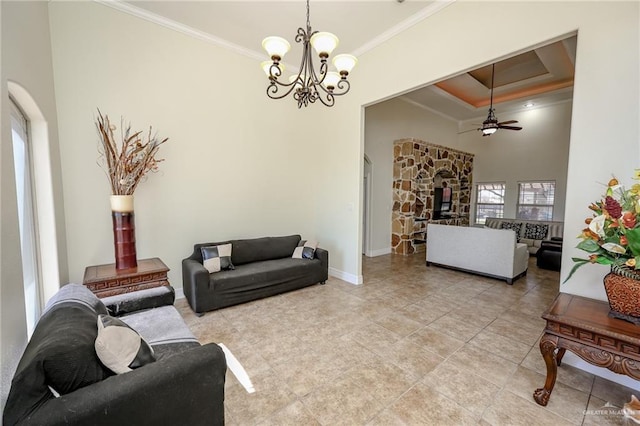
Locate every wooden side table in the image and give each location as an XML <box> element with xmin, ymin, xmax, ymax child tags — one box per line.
<box><xmin>533</xmin><ymin>292</ymin><xmax>640</xmax><ymax>406</ymax></box>
<box><xmin>83</xmin><ymin>257</ymin><xmax>170</xmax><ymax>298</ymax></box>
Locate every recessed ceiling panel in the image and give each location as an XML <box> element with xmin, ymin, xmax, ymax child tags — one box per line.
<box><xmin>469</xmin><ymin>51</ymin><xmax>549</xmax><ymax>89</ymax></box>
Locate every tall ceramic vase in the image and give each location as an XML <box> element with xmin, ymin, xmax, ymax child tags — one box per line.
<box><xmin>110</xmin><ymin>195</ymin><xmax>137</xmax><ymax>270</ymax></box>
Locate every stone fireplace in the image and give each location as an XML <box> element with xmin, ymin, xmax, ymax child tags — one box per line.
<box><xmin>391</xmin><ymin>139</ymin><xmax>474</xmax><ymax>255</ymax></box>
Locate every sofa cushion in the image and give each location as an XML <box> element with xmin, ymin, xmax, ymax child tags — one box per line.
<box><xmin>501</xmin><ymin>222</ymin><xmax>522</xmax><ymax>240</ymax></box>
<box><xmin>201</xmin><ymin>243</ymin><xmax>235</xmax><ymax>273</ymax></box>
<box><xmin>524</xmin><ymin>222</ymin><xmax>548</xmax><ymax>240</ymax></box>
<box><xmin>95</xmin><ymin>314</ymin><xmax>156</xmax><ymax>374</ymax></box>
<box><xmin>292</xmin><ymin>240</ymin><xmax>318</xmax><ymax>259</ymax></box>
<box><xmin>231</xmin><ymin>235</ymin><xmax>301</xmax><ymax>266</ymax></box>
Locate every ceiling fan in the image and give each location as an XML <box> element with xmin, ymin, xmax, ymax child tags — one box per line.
<box><xmin>460</xmin><ymin>63</ymin><xmax>523</xmax><ymax>136</ymax></box>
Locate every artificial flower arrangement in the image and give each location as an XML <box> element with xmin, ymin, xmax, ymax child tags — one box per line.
<box><xmin>95</xmin><ymin>109</ymin><xmax>168</xmax><ymax>195</ymax></box>
<box><xmin>565</xmin><ymin>170</ymin><xmax>640</xmax><ymax>282</ymax></box>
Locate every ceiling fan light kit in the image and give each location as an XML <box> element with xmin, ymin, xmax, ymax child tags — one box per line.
<box><xmin>261</xmin><ymin>0</ymin><xmax>357</xmax><ymax>108</ymax></box>
<box><xmin>475</xmin><ymin>63</ymin><xmax>523</xmax><ymax>136</ymax></box>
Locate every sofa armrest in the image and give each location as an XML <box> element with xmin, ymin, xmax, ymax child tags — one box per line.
<box><xmin>314</xmin><ymin>248</ymin><xmax>329</xmax><ymax>281</ymax></box>
<box><xmin>182</xmin><ymin>258</ymin><xmax>211</xmax><ymax>313</ymax></box>
<box><xmin>21</xmin><ymin>343</ymin><xmax>226</xmax><ymax>426</ymax></box>
<box><xmin>101</xmin><ymin>285</ymin><xmax>175</xmax><ymax>317</ymax></box>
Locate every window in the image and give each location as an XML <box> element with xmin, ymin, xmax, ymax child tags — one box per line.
<box><xmin>517</xmin><ymin>181</ymin><xmax>555</xmax><ymax>221</ymax></box>
<box><xmin>475</xmin><ymin>182</ymin><xmax>506</xmax><ymax>224</ymax></box>
<box><xmin>10</xmin><ymin>97</ymin><xmax>41</xmax><ymax>336</ymax></box>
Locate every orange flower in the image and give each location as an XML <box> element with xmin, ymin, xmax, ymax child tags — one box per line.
<box><xmin>622</xmin><ymin>211</ymin><xmax>637</xmax><ymax>228</ymax></box>
<box><xmin>589</xmin><ymin>254</ymin><xmax>599</xmax><ymax>263</ymax></box>
<box><xmin>609</xmin><ymin>178</ymin><xmax>619</xmax><ymax>187</ymax></box>
<box><xmin>621</xmin><ymin>235</ymin><xmax>628</xmax><ymax>246</ymax></box>
<box><xmin>585</xmin><ymin>217</ymin><xmax>593</xmax><ymax>225</ymax></box>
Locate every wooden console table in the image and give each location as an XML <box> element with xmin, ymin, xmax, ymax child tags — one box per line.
<box><xmin>83</xmin><ymin>257</ymin><xmax>169</xmax><ymax>298</ymax></box>
<box><xmin>534</xmin><ymin>293</ymin><xmax>640</xmax><ymax>406</ymax></box>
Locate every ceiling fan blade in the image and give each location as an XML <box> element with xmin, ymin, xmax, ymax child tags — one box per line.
<box><xmin>498</xmin><ymin>125</ymin><xmax>523</xmax><ymax>131</ymax></box>
<box><xmin>498</xmin><ymin>120</ymin><xmax>518</xmax><ymax>125</ymax></box>
<box><xmin>457</xmin><ymin>128</ymin><xmax>480</xmax><ymax>134</ymax></box>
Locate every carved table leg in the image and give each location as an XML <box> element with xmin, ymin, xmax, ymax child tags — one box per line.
<box><xmin>533</xmin><ymin>333</ymin><xmax>559</xmax><ymax>406</ymax></box>
<box><xmin>556</xmin><ymin>347</ymin><xmax>566</xmax><ymax>366</ymax></box>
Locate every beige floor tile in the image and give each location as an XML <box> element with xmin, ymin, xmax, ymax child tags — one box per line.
<box><xmin>582</xmin><ymin>395</ymin><xmax>627</xmax><ymax>426</ymax></box>
<box><xmin>224</xmin><ymin>369</ymin><xmax>298</xmax><ymax>424</ymax></box>
<box><xmin>591</xmin><ymin>376</ymin><xmax>640</xmax><ymax>408</ymax></box>
<box><xmin>485</xmin><ymin>317</ymin><xmax>544</xmax><ymax>346</ymax></box>
<box><xmin>406</xmin><ymin>326</ymin><xmax>465</xmax><ymax>358</ymax></box>
<box><xmin>384</xmin><ymin>381</ymin><xmax>477</xmax><ymax>425</ymax></box>
<box><xmin>428</xmin><ymin>313</ymin><xmax>484</xmax><ymax>342</ymax></box>
<box><xmin>342</xmin><ymin>322</ymin><xmax>402</xmax><ymax>354</ymax></box>
<box><xmin>447</xmin><ymin>343</ymin><xmax>519</xmax><ymax>387</ymax></box>
<box><xmin>377</xmin><ymin>338</ymin><xmax>445</xmax><ymax>379</ymax></box>
<box><xmin>342</xmin><ymin>357</ymin><xmax>417</xmax><ymax>405</ymax></box>
<box><xmin>301</xmin><ymin>374</ymin><xmax>386</xmax><ymax>425</ymax></box>
<box><xmin>373</xmin><ymin>311</ymin><xmax>424</xmax><ymax>337</ymax></box>
<box><xmin>423</xmin><ymin>361</ymin><xmax>501</xmax><ymax>418</ymax></box>
<box><xmin>257</xmin><ymin>400</ymin><xmax>321</xmax><ymax>426</ymax></box>
<box><xmin>468</xmin><ymin>329</ymin><xmax>533</xmax><ymax>364</ymax></box>
<box><xmin>366</xmin><ymin>408</ymin><xmax>408</xmax><ymax>425</ymax></box>
<box><xmin>505</xmin><ymin>366</ymin><xmax>590</xmax><ymax>424</ymax></box>
<box><xmin>482</xmin><ymin>389</ymin><xmax>576</xmax><ymax>426</ymax></box>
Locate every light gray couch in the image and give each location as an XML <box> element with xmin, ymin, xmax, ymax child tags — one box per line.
<box><xmin>484</xmin><ymin>217</ymin><xmax>564</xmax><ymax>255</ymax></box>
<box><xmin>426</xmin><ymin>223</ymin><xmax>528</xmax><ymax>284</ymax></box>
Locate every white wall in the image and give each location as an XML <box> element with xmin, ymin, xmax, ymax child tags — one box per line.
<box><xmin>462</xmin><ymin>101</ymin><xmax>572</xmax><ymax>222</ymax></box>
<box><xmin>0</xmin><ymin>1</ymin><xmax>66</xmax><ymax>410</ymax></box>
<box><xmin>364</xmin><ymin>97</ymin><xmax>459</xmax><ymax>254</ymax></box>
<box><xmin>48</xmin><ymin>2</ymin><xmax>322</xmax><ymax>288</ymax></box>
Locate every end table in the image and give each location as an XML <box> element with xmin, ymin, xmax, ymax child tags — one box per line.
<box><xmin>83</xmin><ymin>257</ymin><xmax>170</xmax><ymax>298</ymax></box>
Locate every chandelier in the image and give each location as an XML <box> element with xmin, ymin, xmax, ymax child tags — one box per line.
<box><xmin>261</xmin><ymin>0</ymin><xmax>357</xmax><ymax>108</ymax></box>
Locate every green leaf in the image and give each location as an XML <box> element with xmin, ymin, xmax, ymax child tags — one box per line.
<box><xmin>626</xmin><ymin>227</ymin><xmax>640</xmax><ymax>256</ymax></box>
<box><xmin>563</xmin><ymin>260</ymin><xmax>589</xmax><ymax>284</ymax></box>
<box><xmin>577</xmin><ymin>239</ymin><xmax>600</xmax><ymax>253</ymax></box>
<box><xmin>595</xmin><ymin>256</ymin><xmax>613</xmax><ymax>265</ymax></box>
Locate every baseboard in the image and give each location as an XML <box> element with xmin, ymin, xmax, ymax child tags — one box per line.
<box><xmin>366</xmin><ymin>247</ymin><xmax>391</xmax><ymax>257</ymax></box>
<box><xmin>174</xmin><ymin>286</ymin><xmax>185</xmax><ymax>300</ymax></box>
<box><xmin>329</xmin><ymin>267</ymin><xmax>363</xmax><ymax>285</ymax></box>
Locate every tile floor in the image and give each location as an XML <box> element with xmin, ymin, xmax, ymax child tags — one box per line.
<box><xmin>175</xmin><ymin>253</ymin><xmax>640</xmax><ymax>425</ymax></box>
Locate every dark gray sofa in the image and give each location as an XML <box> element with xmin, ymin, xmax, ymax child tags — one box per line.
<box><xmin>182</xmin><ymin>235</ymin><xmax>328</xmax><ymax>314</ymax></box>
<box><xmin>3</xmin><ymin>284</ymin><xmax>226</xmax><ymax>425</ymax></box>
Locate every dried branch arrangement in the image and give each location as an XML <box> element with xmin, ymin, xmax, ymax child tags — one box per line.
<box><xmin>95</xmin><ymin>109</ymin><xmax>168</xmax><ymax>195</ymax></box>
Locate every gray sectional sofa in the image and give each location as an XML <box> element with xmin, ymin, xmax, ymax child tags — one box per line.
<box><xmin>182</xmin><ymin>235</ymin><xmax>328</xmax><ymax>314</ymax></box>
<box><xmin>484</xmin><ymin>217</ymin><xmax>564</xmax><ymax>255</ymax></box>
<box><xmin>3</xmin><ymin>284</ymin><xmax>226</xmax><ymax>425</ymax></box>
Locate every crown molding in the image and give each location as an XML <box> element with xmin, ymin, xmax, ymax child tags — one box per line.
<box><xmin>93</xmin><ymin>0</ymin><xmax>265</xmax><ymax>62</ymax></box>
<box><xmin>95</xmin><ymin>0</ymin><xmax>455</xmax><ymax>65</ymax></box>
<box><xmin>353</xmin><ymin>0</ymin><xmax>456</xmax><ymax>57</ymax></box>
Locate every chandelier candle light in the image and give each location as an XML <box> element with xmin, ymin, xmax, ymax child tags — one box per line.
<box><xmin>261</xmin><ymin>0</ymin><xmax>357</xmax><ymax>108</ymax></box>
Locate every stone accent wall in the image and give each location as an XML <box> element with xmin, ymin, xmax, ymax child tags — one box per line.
<box><xmin>392</xmin><ymin>139</ymin><xmax>474</xmax><ymax>255</ymax></box>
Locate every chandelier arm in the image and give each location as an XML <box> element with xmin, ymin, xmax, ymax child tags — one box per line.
<box><xmin>315</xmin><ymin>91</ymin><xmax>336</xmax><ymax>107</ymax></box>
<box><xmin>266</xmin><ymin>79</ymin><xmax>299</xmax><ymax>100</ymax></box>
